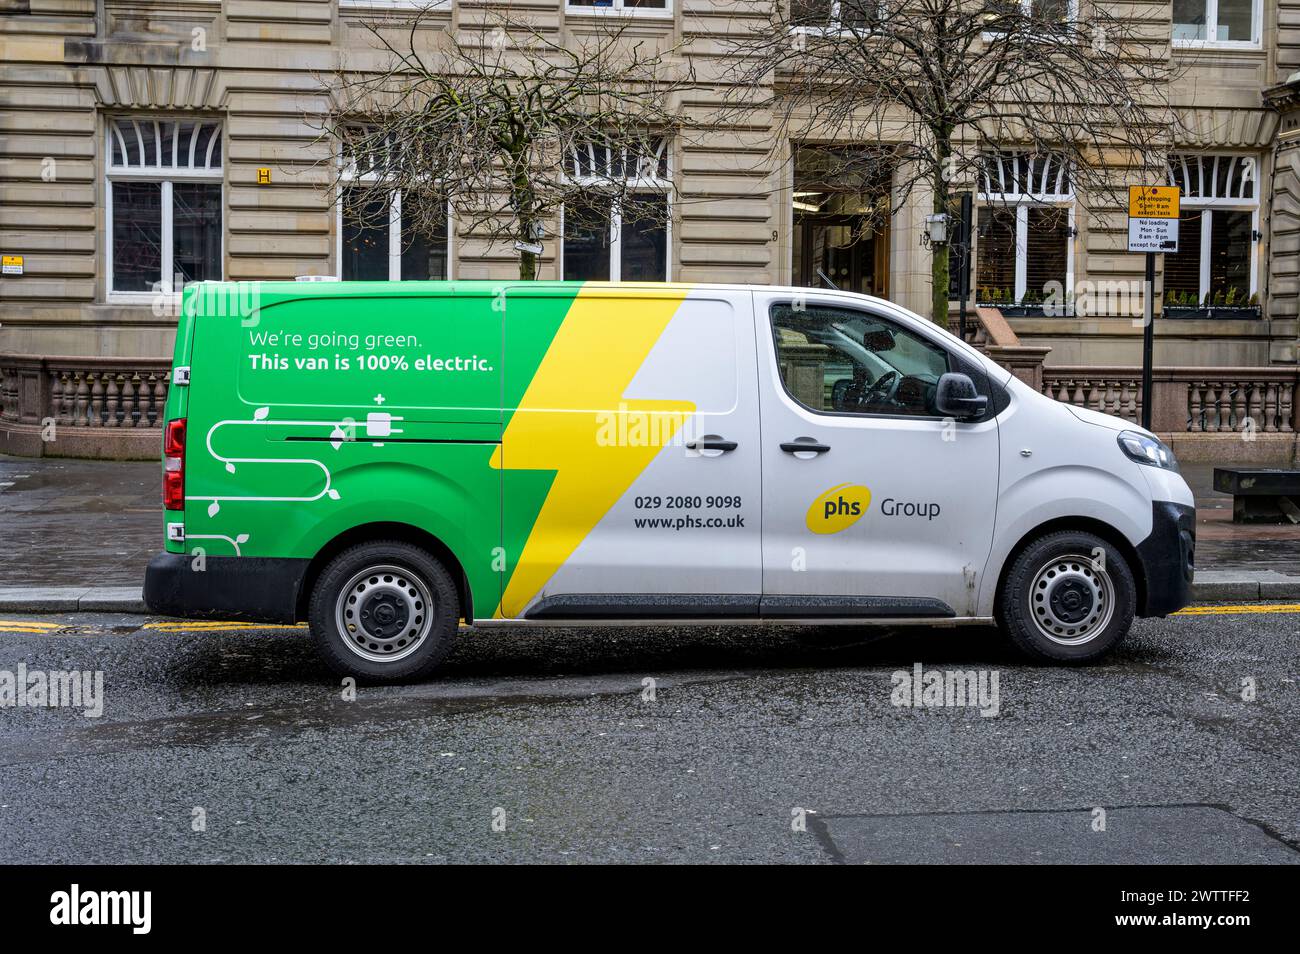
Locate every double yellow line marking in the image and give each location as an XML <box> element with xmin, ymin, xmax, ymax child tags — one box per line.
<box><xmin>1172</xmin><ymin>603</ymin><xmax>1300</xmax><ymax>617</ymax></box>
<box><xmin>144</xmin><ymin>621</ymin><xmax>306</xmax><ymax>633</ymax></box>
<box><xmin>0</xmin><ymin>619</ymin><xmax>307</xmax><ymax>635</ymax></box>
<box><xmin>0</xmin><ymin>619</ymin><xmax>62</xmax><ymax>634</ymax></box>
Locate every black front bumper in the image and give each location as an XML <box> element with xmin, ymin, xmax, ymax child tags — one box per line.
<box><xmin>1135</xmin><ymin>501</ymin><xmax>1196</xmax><ymax>617</ymax></box>
<box><xmin>143</xmin><ymin>552</ymin><xmax>310</xmax><ymax>624</ymax></box>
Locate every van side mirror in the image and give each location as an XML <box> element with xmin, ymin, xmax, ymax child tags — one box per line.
<box><xmin>934</xmin><ymin>372</ymin><xmax>989</xmax><ymax>420</ymax></box>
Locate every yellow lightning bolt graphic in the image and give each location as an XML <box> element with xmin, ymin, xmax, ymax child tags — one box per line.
<box><xmin>491</xmin><ymin>285</ymin><xmax>696</xmax><ymax>618</ymax></box>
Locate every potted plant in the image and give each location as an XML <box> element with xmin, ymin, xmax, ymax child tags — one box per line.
<box><xmin>1214</xmin><ymin>286</ymin><xmax>1262</xmax><ymax>319</ymax></box>
<box><xmin>1024</xmin><ymin>288</ymin><xmax>1046</xmax><ymax>317</ymax></box>
<box><xmin>1003</xmin><ymin>288</ymin><xmax>1029</xmax><ymax>316</ymax></box>
<box><xmin>1163</xmin><ymin>288</ymin><xmax>1207</xmax><ymax>319</ymax></box>
<box><xmin>1165</xmin><ymin>287</ymin><xmax>1262</xmax><ymax>319</ymax></box>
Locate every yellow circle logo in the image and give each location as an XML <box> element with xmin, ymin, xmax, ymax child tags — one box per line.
<box><xmin>806</xmin><ymin>484</ymin><xmax>872</xmax><ymax>534</ymax></box>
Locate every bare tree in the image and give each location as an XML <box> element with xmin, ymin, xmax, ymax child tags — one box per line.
<box><xmin>316</xmin><ymin>5</ymin><xmax>698</xmax><ymax>280</ymax></box>
<box><xmin>721</xmin><ymin>0</ymin><xmax>1180</xmax><ymax>323</ymax></box>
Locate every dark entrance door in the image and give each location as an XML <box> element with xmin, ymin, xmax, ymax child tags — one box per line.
<box><xmin>794</xmin><ymin>215</ymin><xmax>889</xmax><ymax>297</ymax></box>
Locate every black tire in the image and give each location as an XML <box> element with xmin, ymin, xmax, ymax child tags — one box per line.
<box><xmin>998</xmin><ymin>530</ymin><xmax>1135</xmax><ymax>664</ymax></box>
<box><xmin>308</xmin><ymin>540</ymin><xmax>459</xmax><ymax>683</ymax></box>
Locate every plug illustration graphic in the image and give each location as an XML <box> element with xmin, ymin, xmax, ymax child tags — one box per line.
<box><xmin>365</xmin><ymin>412</ymin><xmax>404</xmax><ymax>439</ymax></box>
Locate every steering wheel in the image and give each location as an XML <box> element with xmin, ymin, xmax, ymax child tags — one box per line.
<box><xmin>865</xmin><ymin>370</ymin><xmax>899</xmax><ymax>405</ymax></box>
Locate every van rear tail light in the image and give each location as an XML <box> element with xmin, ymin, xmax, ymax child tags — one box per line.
<box><xmin>164</xmin><ymin>418</ymin><xmax>186</xmax><ymax>455</ymax></box>
<box><xmin>163</xmin><ymin>418</ymin><xmax>186</xmax><ymax>511</ymax></box>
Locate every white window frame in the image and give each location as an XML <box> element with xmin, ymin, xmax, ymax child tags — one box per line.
<box><xmin>565</xmin><ymin>0</ymin><xmax>673</xmax><ymax>19</ymax></box>
<box><xmin>976</xmin><ymin>152</ymin><xmax>1075</xmax><ymax>305</ymax></box>
<box><xmin>560</xmin><ymin>138</ymin><xmax>673</xmax><ymax>282</ymax></box>
<box><xmin>105</xmin><ymin>116</ymin><xmax>224</xmax><ymax>304</ymax></box>
<box><xmin>1167</xmin><ymin>153</ymin><xmax>1260</xmax><ymax>301</ymax></box>
<box><xmin>340</xmin><ymin>0</ymin><xmax>451</xmax><ymax>10</ymax></box>
<box><xmin>1172</xmin><ymin>0</ymin><xmax>1262</xmax><ymax>50</ymax></box>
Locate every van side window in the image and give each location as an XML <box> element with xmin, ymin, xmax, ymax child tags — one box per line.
<box><xmin>770</xmin><ymin>304</ymin><xmax>951</xmax><ymax>418</ymax></box>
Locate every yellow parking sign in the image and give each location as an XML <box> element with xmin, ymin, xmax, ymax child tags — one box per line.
<box><xmin>1128</xmin><ymin>185</ymin><xmax>1179</xmax><ymax>219</ymax></box>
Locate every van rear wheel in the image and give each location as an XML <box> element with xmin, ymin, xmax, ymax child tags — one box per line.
<box><xmin>998</xmin><ymin>530</ymin><xmax>1135</xmax><ymax>663</ymax></box>
<box><xmin>308</xmin><ymin>541</ymin><xmax>459</xmax><ymax>683</ymax></box>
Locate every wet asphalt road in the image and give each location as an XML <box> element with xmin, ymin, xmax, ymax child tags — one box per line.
<box><xmin>0</xmin><ymin>609</ymin><xmax>1297</xmax><ymax>864</ymax></box>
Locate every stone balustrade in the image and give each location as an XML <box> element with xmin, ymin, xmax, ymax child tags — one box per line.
<box><xmin>0</xmin><ymin>354</ymin><xmax>172</xmax><ymax>459</ymax></box>
<box><xmin>1040</xmin><ymin>367</ymin><xmax>1298</xmax><ymax>436</ymax></box>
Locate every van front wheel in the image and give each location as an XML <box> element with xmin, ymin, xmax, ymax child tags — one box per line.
<box><xmin>308</xmin><ymin>541</ymin><xmax>459</xmax><ymax>682</ymax></box>
<box><xmin>998</xmin><ymin>531</ymin><xmax>1135</xmax><ymax>663</ymax></box>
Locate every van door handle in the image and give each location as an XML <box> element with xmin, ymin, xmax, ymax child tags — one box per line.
<box><xmin>780</xmin><ymin>439</ymin><xmax>831</xmax><ymax>455</ymax></box>
<box><xmin>686</xmin><ymin>437</ymin><xmax>738</xmax><ymax>453</ymax></box>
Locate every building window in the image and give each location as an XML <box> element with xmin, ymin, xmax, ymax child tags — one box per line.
<box><xmin>791</xmin><ymin>1</ymin><xmax>876</xmax><ymax>29</ymax></box>
<box><xmin>975</xmin><ymin>151</ymin><xmax>1074</xmax><ymax>311</ymax></box>
<box><xmin>1028</xmin><ymin>0</ymin><xmax>1072</xmax><ymax>18</ymax></box>
<box><xmin>562</xmin><ymin>138</ymin><xmax>670</xmax><ymax>281</ymax></box>
<box><xmin>987</xmin><ymin>0</ymin><xmax>1073</xmax><ymax>18</ymax></box>
<box><xmin>980</xmin><ymin>0</ymin><xmax>1075</xmax><ymax>33</ymax></box>
<box><xmin>106</xmin><ymin>117</ymin><xmax>223</xmax><ymax>296</ymax></box>
<box><xmin>566</xmin><ymin>1</ymin><xmax>671</xmax><ymax>15</ymax></box>
<box><xmin>1164</xmin><ymin>154</ymin><xmax>1259</xmax><ymax>308</ymax></box>
<box><xmin>338</xmin><ymin>132</ymin><xmax>449</xmax><ymax>281</ymax></box>
<box><xmin>1173</xmin><ymin>0</ymin><xmax>1260</xmax><ymax>45</ymax></box>
<box><xmin>340</xmin><ymin>188</ymin><xmax>449</xmax><ymax>281</ymax></box>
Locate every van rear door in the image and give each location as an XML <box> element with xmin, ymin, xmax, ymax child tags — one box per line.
<box><xmin>180</xmin><ymin>283</ymin><xmax>505</xmax><ymax>620</ymax></box>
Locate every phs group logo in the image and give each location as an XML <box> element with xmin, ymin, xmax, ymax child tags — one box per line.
<box><xmin>806</xmin><ymin>484</ymin><xmax>872</xmax><ymax>534</ymax></box>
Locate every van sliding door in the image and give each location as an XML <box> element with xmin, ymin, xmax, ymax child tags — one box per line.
<box><xmin>495</xmin><ymin>285</ymin><xmax>763</xmax><ymax>621</ymax></box>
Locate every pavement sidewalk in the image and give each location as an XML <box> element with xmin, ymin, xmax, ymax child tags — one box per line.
<box><xmin>1</xmin><ymin>455</ymin><xmax>1298</xmax><ymax>612</ymax></box>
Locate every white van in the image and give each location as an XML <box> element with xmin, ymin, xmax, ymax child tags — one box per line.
<box><xmin>144</xmin><ymin>281</ymin><xmax>1195</xmax><ymax>680</ymax></box>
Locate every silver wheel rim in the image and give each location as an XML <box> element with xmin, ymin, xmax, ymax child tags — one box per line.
<box><xmin>334</xmin><ymin>564</ymin><xmax>433</xmax><ymax>664</ymax></box>
<box><xmin>1028</xmin><ymin>553</ymin><xmax>1115</xmax><ymax>646</ymax></box>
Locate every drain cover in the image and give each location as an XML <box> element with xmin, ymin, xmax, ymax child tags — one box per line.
<box><xmin>816</xmin><ymin>806</ymin><xmax>1299</xmax><ymax>864</ymax></box>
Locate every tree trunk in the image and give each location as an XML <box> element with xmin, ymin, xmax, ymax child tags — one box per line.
<box><xmin>509</xmin><ymin>143</ymin><xmax>539</xmax><ymax>281</ymax></box>
<box><xmin>929</xmin><ymin>138</ymin><xmax>952</xmax><ymax>327</ymax></box>
<box><xmin>930</xmin><ymin>226</ymin><xmax>950</xmax><ymax>328</ymax></box>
